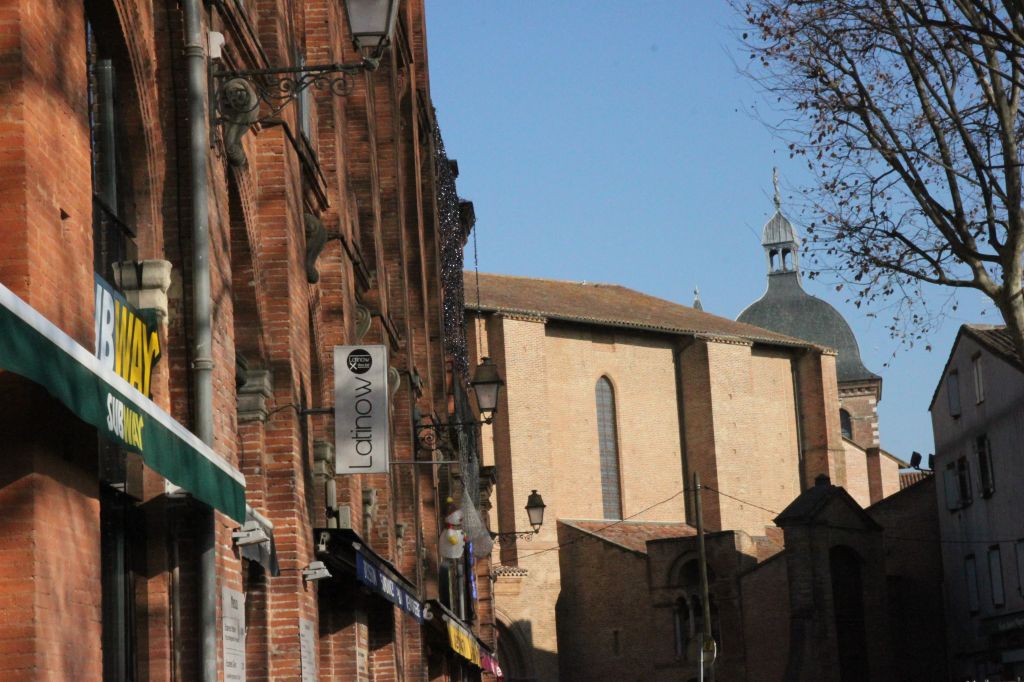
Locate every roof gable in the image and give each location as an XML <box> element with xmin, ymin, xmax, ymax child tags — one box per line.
<box><xmin>928</xmin><ymin>324</ymin><xmax>1023</xmax><ymax>412</ymax></box>
<box><xmin>775</xmin><ymin>477</ymin><xmax>882</xmax><ymax>531</ymax></box>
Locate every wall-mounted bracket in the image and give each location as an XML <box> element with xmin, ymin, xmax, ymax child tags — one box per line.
<box><xmin>212</xmin><ymin>58</ymin><xmax>378</xmax><ymax>167</ymax></box>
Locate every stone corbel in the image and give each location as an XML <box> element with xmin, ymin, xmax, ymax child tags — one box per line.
<box><xmin>313</xmin><ymin>440</ymin><xmax>335</xmax><ymax>479</ymax></box>
<box><xmin>112</xmin><ymin>260</ymin><xmax>173</xmax><ymax>323</ymax></box>
<box><xmin>236</xmin><ymin>368</ymin><xmax>273</xmax><ymax>423</ymax></box>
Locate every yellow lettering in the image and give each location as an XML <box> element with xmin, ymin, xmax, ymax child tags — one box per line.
<box><xmin>129</xmin><ymin>321</ymin><xmax>145</xmax><ymax>391</ymax></box>
<box><xmin>142</xmin><ymin>330</ymin><xmax>160</xmax><ymax>397</ymax></box>
<box><xmin>117</xmin><ymin>304</ymin><xmax>135</xmax><ymax>382</ymax></box>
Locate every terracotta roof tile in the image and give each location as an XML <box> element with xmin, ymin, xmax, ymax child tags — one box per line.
<box><xmin>465</xmin><ymin>273</ymin><xmax>824</xmax><ymax>349</ymax></box>
<box><xmin>899</xmin><ymin>470</ymin><xmax>931</xmax><ymax>490</ymax></box>
<box><xmin>560</xmin><ymin>519</ymin><xmax>695</xmax><ymax>554</ymax></box>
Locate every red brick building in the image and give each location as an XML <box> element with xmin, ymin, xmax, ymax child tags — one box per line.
<box><xmin>0</xmin><ymin>0</ymin><xmax>498</xmax><ymax>680</ymax></box>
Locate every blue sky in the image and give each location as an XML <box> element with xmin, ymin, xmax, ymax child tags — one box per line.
<box><xmin>425</xmin><ymin>1</ymin><xmax>996</xmax><ymax>461</ymax></box>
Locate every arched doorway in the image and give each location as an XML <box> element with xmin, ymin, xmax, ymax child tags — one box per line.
<box><xmin>830</xmin><ymin>546</ymin><xmax>869</xmax><ymax>682</ymax></box>
<box><xmin>496</xmin><ymin>619</ymin><xmax>535</xmax><ymax>682</ymax></box>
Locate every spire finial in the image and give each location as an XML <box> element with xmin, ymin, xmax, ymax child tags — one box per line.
<box><xmin>773</xmin><ymin>167</ymin><xmax>781</xmax><ymax>209</ymax></box>
<box><xmin>693</xmin><ymin>286</ymin><xmax>703</xmax><ymax>311</ymax></box>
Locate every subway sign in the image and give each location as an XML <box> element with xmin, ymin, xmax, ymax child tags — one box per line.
<box><xmin>94</xmin><ymin>274</ymin><xmax>161</xmax><ymax>398</ymax></box>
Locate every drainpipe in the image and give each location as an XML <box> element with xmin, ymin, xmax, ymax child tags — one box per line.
<box><xmin>184</xmin><ymin>2</ymin><xmax>217</xmax><ymax>680</ymax></box>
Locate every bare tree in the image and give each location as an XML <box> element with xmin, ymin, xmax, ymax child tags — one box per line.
<box><xmin>738</xmin><ymin>0</ymin><xmax>1024</xmax><ymax>360</ymax></box>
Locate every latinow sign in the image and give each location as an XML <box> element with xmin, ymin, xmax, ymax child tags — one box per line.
<box><xmin>334</xmin><ymin>345</ymin><xmax>390</xmax><ymax>475</ymax></box>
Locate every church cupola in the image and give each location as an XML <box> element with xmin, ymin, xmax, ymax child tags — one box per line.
<box><xmin>762</xmin><ymin>168</ymin><xmax>800</xmax><ymax>276</ymax></box>
<box><xmin>738</xmin><ymin>169</ymin><xmax>881</xmax><ymax>386</ymax></box>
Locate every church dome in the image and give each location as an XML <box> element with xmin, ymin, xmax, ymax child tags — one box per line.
<box><xmin>738</xmin><ymin>198</ymin><xmax>879</xmax><ymax>384</ymax></box>
<box><xmin>738</xmin><ymin>275</ymin><xmax>878</xmax><ymax>383</ymax></box>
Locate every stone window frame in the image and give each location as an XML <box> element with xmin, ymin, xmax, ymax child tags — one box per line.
<box><xmin>595</xmin><ymin>376</ymin><xmax>623</xmax><ymax>521</ymax></box>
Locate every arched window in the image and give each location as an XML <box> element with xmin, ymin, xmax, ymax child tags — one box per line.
<box><xmin>768</xmin><ymin>249</ymin><xmax>779</xmax><ymax>272</ymax></box>
<box><xmin>673</xmin><ymin>597</ymin><xmax>691</xmax><ymax>658</ymax></box>
<box><xmin>840</xmin><ymin>408</ymin><xmax>853</xmax><ymax>440</ymax></box>
<box><xmin>596</xmin><ymin>377</ymin><xmax>622</xmax><ymax>519</ymax></box>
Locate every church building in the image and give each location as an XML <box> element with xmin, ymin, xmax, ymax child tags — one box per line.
<box><xmin>464</xmin><ymin>245</ymin><xmax>902</xmax><ymax>679</ymax></box>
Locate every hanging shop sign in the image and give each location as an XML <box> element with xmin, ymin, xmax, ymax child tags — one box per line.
<box><xmin>0</xmin><ymin>282</ymin><xmax>246</xmax><ymax>521</ymax></box>
<box><xmin>355</xmin><ymin>548</ymin><xmax>423</xmax><ymax>622</ymax></box>
<box><xmin>444</xmin><ymin>616</ymin><xmax>482</xmax><ymax>667</ymax></box>
<box><xmin>94</xmin><ymin>274</ymin><xmax>161</xmax><ymax>398</ymax></box>
<box><xmin>334</xmin><ymin>345</ymin><xmax>390</xmax><ymax>474</ymax></box>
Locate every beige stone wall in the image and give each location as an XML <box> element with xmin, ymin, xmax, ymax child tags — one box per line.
<box><xmin>879</xmin><ymin>453</ymin><xmax>902</xmax><ymax>498</ymax></box>
<box><xmin>486</xmin><ymin>317</ymin><xmax>687</xmax><ymax>680</ymax></box>
<box><xmin>478</xmin><ymin>310</ymin><xmax>848</xmax><ymax>680</ymax></box>
<box><xmin>542</xmin><ymin>324</ymin><xmax>685</xmax><ymax>524</ymax></box>
<box><xmin>688</xmin><ymin>342</ymin><xmax>803</xmax><ymax>535</ymax></box>
<box><xmin>842</xmin><ymin>439</ymin><xmax>872</xmax><ymax>508</ymax></box>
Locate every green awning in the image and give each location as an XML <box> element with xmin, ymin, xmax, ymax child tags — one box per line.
<box><xmin>0</xmin><ymin>283</ymin><xmax>246</xmax><ymax>522</ymax></box>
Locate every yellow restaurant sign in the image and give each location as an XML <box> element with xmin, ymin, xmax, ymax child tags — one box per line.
<box><xmin>94</xmin><ymin>274</ymin><xmax>161</xmax><ymax>398</ymax></box>
<box><xmin>445</xmin><ymin>618</ymin><xmax>481</xmax><ymax>667</ymax></box>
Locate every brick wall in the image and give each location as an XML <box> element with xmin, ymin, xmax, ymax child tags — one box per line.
<box><xmin>477</xmin><ymin>306</ymin><xmax>848</xmax><ymax>679</ymax></box>
<box><xmin>555</xmin><ymin>524</ymin><xmax>659</xmax><ymax>682</ymax></box>
<box><xmin>0</xmin><ymin>0</ymin><xmax>473</xmax><ymax>679</ymax></box>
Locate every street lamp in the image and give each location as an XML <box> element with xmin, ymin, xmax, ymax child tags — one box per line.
<box><xmin>213</xmin><ymin>0</ymin><xmax>401</xmax><ymax>165</ymax></box>
<box><xmin>413</xmin><ymin>357</ymin><xmax>505</xmax><ymax>452</ymax></box>
<box><xmin>470</xmin><ymin>357</ymin><xmax>504</xmax><ymax>424</ymax></box>
<box><xmin>344</xmin><ymin>0</ymin><xmax>402</xmax><ymax>55</ymax></box>
<box><xmin>492</xmin><ymin>490</ymin><xmax>547</xmax><ymax>543</ymax></box>
<box><xmin>525</xmin><ymin>490</ymin><xmax>546</xmax><ymax>532</ymax></box>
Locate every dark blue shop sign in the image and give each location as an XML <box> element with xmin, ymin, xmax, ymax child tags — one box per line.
<box><xmin>356</xmin><ymin>550</ymin><xmax>423</xmax><ymax>623</ymax></box>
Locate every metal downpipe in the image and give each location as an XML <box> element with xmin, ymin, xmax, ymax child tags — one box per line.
<box><xmin>183</xmin><ymin>1</ymin><xmax>217</xmax><ymax>680</ymax></box>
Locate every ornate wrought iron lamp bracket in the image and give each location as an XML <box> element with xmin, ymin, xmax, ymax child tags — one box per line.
<box><xmin>212</xmin><ymin>58</ymin><xmax>378</xmax><ymax>167</ymax></box>
<box><xmin>413</xmin><ymin>415</ymin><xmax>490</xmax><ymax>455</ymax></box>
<box><xmin>490</xmin><ymin>529</ymin><xmax>537</xmax><ymax>543</ymax></box>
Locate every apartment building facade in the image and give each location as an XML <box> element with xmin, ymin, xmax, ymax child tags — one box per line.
<box><xmin>931</xmin><ymin>325</ymin><xmax>1024</xmax><ymax>680</ymax></box>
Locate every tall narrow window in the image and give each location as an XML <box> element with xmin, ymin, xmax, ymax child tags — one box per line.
<box><xmin>840</xmin><ymin>409</ymin><xmax>853</xmax><ymax>440</ymax></box>
<box><xmin>1015</xmin><ymin>539</ymin><xmax>1024</xmax><ymax>597</ymax></box>
<box><xmin>957</xmin><ymin>456</ymin><xmax>973</xmax><ymax>507</ymax></box>
<box><xmin>947</xmin><ymin>371</ymin><xmax>962</xmax><ymax>418</ymax></box>
<box><xmin>965</xmin><ymin>554</ymin><xmax>980</xmax><ymax>613</ymax></box>
<box><xmin>977</xmin><ymin>435</ymin><xmax>994</xmax><ymax>498</ymax></box>
<box><xmin>944</xmin><ymin>463</ymin><xmax>960</xmax><ymax>511</ymax></box>
<box><xmin>596</xmin><ymin>377</ymin><xmax>622</xmax><ymax>519</ymax></box>
<box><xmin>972</xmin><ymin>353</ymin><xmax>984</xmax><ymax>403</ymax></box>
<box><xmin>989</xmin><ymin>545</ymin><xmax>1005</xmax><ymax>607</ymax></box>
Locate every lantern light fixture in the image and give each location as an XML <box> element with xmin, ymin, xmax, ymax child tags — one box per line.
<box><xmin>492</xmin><ymin>489</ymin><xmax>547</xmax><ymax>543</ymax></box>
